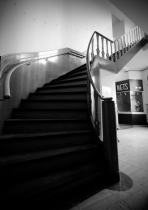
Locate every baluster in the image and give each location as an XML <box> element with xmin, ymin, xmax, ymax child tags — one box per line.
<box><xmin>117</xmin><ymin>39</ymin><xmax>121</xmax><ymax>58</ymax></box>
<box><xmin>126</xmin><ymin>33</ymin><xmax>130</xmax><ymax>50</ymax></box>
<box><xmin>106</xmin><ymin>39</ymin><xmax>109</xmax><ymax>59</ymax></box>
<box><xmin>96</xmin><ymin>34</ymin><xmax>100</xmax><ymax>56</ymax></box>
<box><xmin>139</xmin><ymin>27</ymin><xmax>141</xmax><ymax>40</ymax></box>
<box><xmin>91</xmin><ymin>38</ymin><xmax>94</xmax><ymax>61</ymax></box>
<box><xmin>94</xmin><ymin>91</ymin><xmax>100</xmax><ymax>136</ymax></box>
<box><xmin>114</xmin><ymin>40</ymin><xmax>117</xmax><ymax>61</ymax></box>
<box><xmin>137</xmin><ymin>27</ymin><xmax>140</xmax><ymax>41</ymax></box>
<box><xmin>123</xmin><ymin>36</ymin><xmax>127</xmax><ymax>53</ymax></box>
<box><xmin>133</xmin><ymin>29</ymin><xmax>136</xmax><ymax>45</ymax></box>
<box><xmin>125</xmin><ymin>34</ymin><xmax>128</xmax><ymax>51</ymax></box>
<box><xmin>131</xmin><ymin>30</ymin><xmax>134</xmax><ymax>45</ymax></box>
<box><xmin>120</xmin><ymin>37</ymin><xmax>124</xmax><ymax>56</ymax></box>
<box><xmin>87</xmin><ymin>80</ymin><xmax>92</xmax><ymax>115</ymax></box>
<box><xmin>129</xmin><ymin>31</ymin><xmax>132</xmax><ymax>48</ymax></box>
<box><xmin>135</xmin><ymin>28</ymin><xmax>138</xmax><ymax>43</ymax></box>
<box><xmin>110</xmin><ymin>42</ymin><xmax>113</xmax><ymax>61</ymax></box>
<box><xmin>134</xmin><ymin>28</ymin><xmax>137</xmax><ymax>43</ymax></box>
<box><xmin>101</xmin><ymin>36</ymin><xmax>105</xmax><ymax>58</ymax></box>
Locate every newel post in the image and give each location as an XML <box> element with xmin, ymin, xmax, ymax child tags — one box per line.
<box><xmin>102</xmin><ymin>99</ymin><xmax>120</xmax><ymax>183</ymax></box>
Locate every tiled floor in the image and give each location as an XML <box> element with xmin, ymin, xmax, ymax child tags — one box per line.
<box><xmin>69</xmin><ymin>126</ymin><xmax>148</xmax><ymax>210</ymax></box>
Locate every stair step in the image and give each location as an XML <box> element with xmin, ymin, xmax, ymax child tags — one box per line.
<box><xmin>0</xmin><ymin>144</ymin><xmax>99</xmax><ymax>165</ymax></box>
<box><xmin>1</xmin><ymin>162</ymin><xmax>104</xmax><ymax>203</ymax></box>
<box><xmin>20</xmin><ymin>99</ymin><xmax>87</xmax><ymax>109</ymax></box>
<box><xmin>49</xmin><ymin>75</ymin><xmax>87</xmax><ymax>85</ymax></box>
<box><xmin>12</xmin><ymin>108</ymin><xmax>89</xmax><ymax>119</ymax></box>
<box><xmin>56</xmin><ymin>70</ymin><xmax>87</xmax><ymax>81</ymax></box>
<box><xmin>28</xmin><ymin>92</ymin><xmax>87</xmax><ymax>100</ymax></box>
<box><xmin>36</xmin><ymin>85</ymin><xmax>87</xmax><ymax>93</ymax></box>
<box><xmin>0</xmin><ymin>130</ymin><xmax>95</xmax><ymax>154</ymax></box>
<box><xmin>3</xmin><ymin>119</ymin><xmax>91</xmax><ymax>134</ymax></box>
<box><xmin>58</xmin><ymin>65</ymin><xmax>86</xmax><ymax>78</ymax></box>
<box><xmin>0</xmin><ymin>145</ymin><xmax>102</xmax><ymax>186</ymax></box>
<box><xmin>45</xmin><ymin>80</ymin><xmax>87</xmax><ymax>87</ymax></box>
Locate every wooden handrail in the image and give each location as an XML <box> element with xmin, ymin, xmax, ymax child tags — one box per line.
<box><xmin>94</xmin><ymin>31</ymin><xmax>113</xmax><ymax>43</ymax></box>
<box><xmin>0</xmin><ymin>48</ymin><xmax>85</xmax><ymax>79</ymax></box>
<box><xmin>86</xmin><ymin>31</ymin><xmax>112</xmax><ymax>101</ymax></box>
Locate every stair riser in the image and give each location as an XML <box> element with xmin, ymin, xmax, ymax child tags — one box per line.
<box><xmin>49</xmin><ymin>76</ymin><xmax>87</xmax><ymax>85</ymax></box>
<box><xmin>12</xmin><ymin>109</ymin><xmax>89</xmax><ymax>119</ymax></box>
<box><xmin>58</xmin><ymin>67</ymin><xmax>86</xmax><ymax>79</ymax></box>
<box><xmin>36</xmin><ymin>169</ymin><xmax>104</xmax><ymax>204</ymax></box>
<box><xmin>0</xmin><ymin>133</ymin><xmax>94</xmax><ymax>155</ymax></box>
<box><xmin>56</xmin><ymin>71</ymin><xmax>87</xmax><ymax>81</ymax></box>
<box><xmin>46</xmin><ymin>81</ymin><xmax>87</xmax><ymax>87</ymax></box>
<box><xmin>36</xmin><ymin>87</ymin><xmax>87</xmax><ymax>93</ymax></box>
<box><xmin>3</xmin><ymin>120</ymin><xmax>90</xmax><ymax>134</ymax></box>
<box><xmin>1</xmin><ymin>148</ymin><xmax>100</xmax><ymax>185</ymax></box>
<box><xmin>20</xmin><ymin>101</ymin><xmax>87</xmax><ymax>109</ymax></box>
<box><xmin>28</xmin><ymin>93</ymin><xmax>86</xmax><ymax>100</ymax></box>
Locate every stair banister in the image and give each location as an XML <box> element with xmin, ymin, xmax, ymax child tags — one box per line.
<box><xmin>86</xmin><ymin>31</ymin><xmax>119</xmax><ymax>182</ymax></box>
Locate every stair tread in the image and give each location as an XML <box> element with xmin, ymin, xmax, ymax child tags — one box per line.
<box><xmin>0</xmin><ymin>144</ymin><xmax>99</xmax><ymax>165</ymax></box>
<box><xmin>36</xmin><ymin>88</ymin><xmax>87</xmax><ymax>92</ymax></box>
<box><xmin>13</xmin><ymin>107</ymin><xmax>87</xmax><ymax>111</ymax></box>
<box><xmin>37</xmin><ymin>84</ymin><xmax>87</xmax><ymax>90</ymax></box>
<box><xmin>22</xmin><ymin>98</ymin><xmax>87</xmax><ymax>101</ymax></box>
<box><xmin>45</xmin><ymin>82</ymin><xmax>87</xmax><ymax>87</ymax></box>
<box><xmin>29</xmin><ymin>91</ymin><xmax>87</xmax><ymax>95</ymax></box>
<box><xmin>49</xmin><ymin>75</ymin><xmax>87</xmax><ymax>84</ymax></box>
<box><xmin>5</xmin><ymin>118</ymin><xmax>89</xmax><ymax>122</ymax></box>
<box><xmin>0</xmin><ymin>130</ymin><xmax>93</xmax><ymax>140</ymax></box>
<box><xmin>1</xmin><ymin>162</ymin><xmax>103</xmax><ymax>200</ymax></box>
<box><xmin>58</xmin><ymin>70</ymin><xmax>87</xmax><ymax>80</ymax></box>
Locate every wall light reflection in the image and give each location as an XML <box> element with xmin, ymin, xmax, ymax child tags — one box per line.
<box><xmin>48</xmin><ymin>56</ymin><xmax>58</xmax><ymax>63</ymax></box>
<box><xmin>39</xmin><ymin>59</ymin><xmax>47</xmax><ymax>65</ymax></box>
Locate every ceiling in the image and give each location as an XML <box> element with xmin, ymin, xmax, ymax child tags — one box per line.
<box><xmin>109</xmin><ymin>0</ymin><xmax>148</xmax><ymax>35</ymax></box>
<box><xmin>121</xmin><ymin>43</ymin><xmax>148</xmax><ymax>72</ymax></box>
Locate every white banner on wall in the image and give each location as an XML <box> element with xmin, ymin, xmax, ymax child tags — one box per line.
<box><xmin>101</xmin><ymin>86</ymin><xmax>112</xmax><ymax>97</ymax></box>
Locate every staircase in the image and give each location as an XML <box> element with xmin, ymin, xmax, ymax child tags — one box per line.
<box><xmin>0</xmin><ymin>64</ymin><xmax>106</xmax><ymax>206</ymax></box>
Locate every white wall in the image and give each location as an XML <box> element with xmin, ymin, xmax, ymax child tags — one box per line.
<box><xmin>101</xmin><ymin>72</ymin><xmax>116</xmax><ymax>101</ymax></box>
<box><xmin>109</xmin><ymin>0</ymin><xmax>148</xmax><ymax>35</ymax></box>
<box><xmin>115</xmin><ymin>71</ymin><xmax>129</xmax><ymax>82</ymax></box>
<box><xmin>0</xmin><ymin>0</ymin><xmax>113</xmax><ymax>56</ymax></box>
<box><xmin>112</xmin><ymin>19</ymin><xmax>125</xmax><ymax>39</ymax></box>
<box><xmin>124</xmin><ymin>17</ymin><xmax>136</xmax><ymax>33</ymax></box>
<box><xmin>128</xmin><ymin>71</ymin><xmax>143</xmax><ymax>80</ymax></box>
<box><xmin>142</xmin><ymin>69</ymin><xmax>148</xmax><ymax>119</ymax></box>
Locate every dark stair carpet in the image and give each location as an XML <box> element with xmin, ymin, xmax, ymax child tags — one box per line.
<box><xmin>0</xmin><ymin>64</ymin><xmax>106</xmax><ymax>208</ymax></box>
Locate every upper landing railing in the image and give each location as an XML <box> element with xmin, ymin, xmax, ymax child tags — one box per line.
<box><xmin>88</xmin><ymin>26</ymin><xmax>141</xmax><ymax>63</ymax></box>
